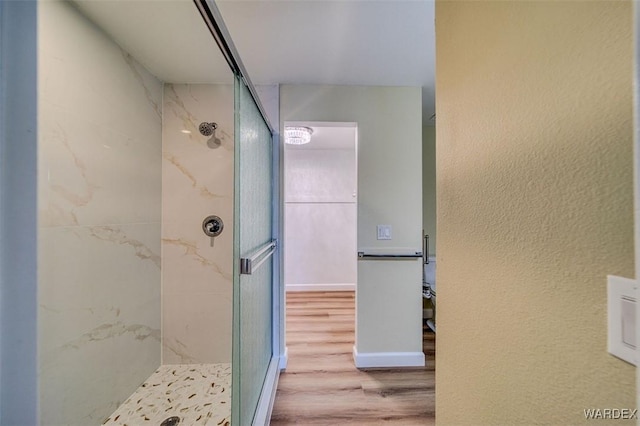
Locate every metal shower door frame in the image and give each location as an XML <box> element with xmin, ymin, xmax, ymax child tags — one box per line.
<box><xmin>192</xmin><ymin>1</ymin><xmax>282</xmax><ymax>425</ymax></box>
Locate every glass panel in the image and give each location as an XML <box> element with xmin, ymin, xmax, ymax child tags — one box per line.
<box><xmin>232</xmin><ymin>75</ymin><xmax>273</xmax><ymax>425</ymax></box>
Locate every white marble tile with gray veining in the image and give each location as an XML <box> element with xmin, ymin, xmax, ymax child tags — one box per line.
<box><xmin>102</xmin><ymin>364</ymin><xmax>231</xmax><ymax>426</ymax></box>
<box><xmin>162</xmin><ymin>293</ymin><xmax>232</xmax><ymax>364</ymax></box>
<box><xmin>162</xmin><ymin>233</ymin><xmax>233</xmax><ymax>284</ymax></box>
<box><xmin>163</xmin><ymin>84</ymin><xmax>234</xmax><ymax>153</ymax></box>
<box><xmin>161</xmin><ymin>83</ymin><xmax>235</xmax><ymax>365</ymax></box>
<box><xmin>39</xmin><ymin>1</ymin><xmax>162</xmax><ymax>229</ymax></box>
<box><xmin>88</xmin><ymin>225</ymin><xmax>161</xmax><ymax>269</ymax></box>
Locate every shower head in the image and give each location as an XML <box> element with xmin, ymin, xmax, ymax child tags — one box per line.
<box><xmin>199</xmin><ymin>122</ymin><xmax>218</xmax><ymax>137</ymax></box>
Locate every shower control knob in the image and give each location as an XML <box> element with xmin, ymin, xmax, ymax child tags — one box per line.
<box><xmin>202</xmin><ymin>215</ymin><xmax>223</xmax><ymax>237</ymax></box>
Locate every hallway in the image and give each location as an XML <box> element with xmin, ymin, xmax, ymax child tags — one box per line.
<box><xmin>270</xmin><ymin>291</ymin><xmax>435</xmax><ymax>425</ymax></box>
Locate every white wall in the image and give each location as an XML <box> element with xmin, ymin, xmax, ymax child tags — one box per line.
<box><xmin>38</xmin><ymin>2</ymin><xmax>162</xmax><ymax>423</ymax></box>
<box><xmin>0</xmin><ymin>1</ymin><xmax>39</xmax><ymax>424</ymax></box>
<box><xmin>280</xmin><ymin>85</ymin><xmax>423</xmax><ymax>366</ymax></box>
<box><xmin>284</xmin><ymin>147</ymin><xmax>357</xmax><ymax>291</ymax></box>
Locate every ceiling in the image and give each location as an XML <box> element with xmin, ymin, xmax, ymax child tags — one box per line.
<box><xmin>73</xmin><ymin>0</ymin><xmax>234</xmax><ymax>84</ymax></box>
<box><xmin>284</xmin><ymin>122</ymin><xmax>357</xmax><ymax>150</ymax></box>
<box><xmin>72</xmin><ymin>0</ymin><xmax>436</xmax><ymax>124</ymax></box>
<box><xmin>217</xmin><ymin>0</ymin><xmax>436</xmax><ymax>124</ymax></box>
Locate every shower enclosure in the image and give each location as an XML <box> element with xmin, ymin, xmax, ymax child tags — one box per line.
<box><xmin>36</xmin><ymin>0</ymin><xmax>278</xmax><ymax>424</ymax></box>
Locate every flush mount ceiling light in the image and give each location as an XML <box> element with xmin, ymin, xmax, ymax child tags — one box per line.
<box><xmin>284</xmin><ymin>126</ymin><xmax>313</xmax><ymax>145</ymax></box>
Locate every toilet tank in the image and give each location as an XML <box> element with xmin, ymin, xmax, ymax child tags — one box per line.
<box><xmin>424</xmin><ymin>256</ymin><xmax>436</xmax><ymax>290</ymax></box>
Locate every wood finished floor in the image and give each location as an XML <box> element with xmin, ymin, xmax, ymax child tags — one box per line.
<box><xmin>270</xmin><ymin>291</ymin><xmax>435</xmax><ymax>425</ymax></box>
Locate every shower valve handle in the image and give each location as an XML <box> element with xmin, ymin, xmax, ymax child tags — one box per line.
<box><xmin>202</xmin><ymin>215</ymin><xmax>224</xmax><ymax>237</ymax></box>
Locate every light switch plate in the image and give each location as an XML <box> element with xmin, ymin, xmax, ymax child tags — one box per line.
<box><xmin>607</xmin><ymin>275</ymin><xmax>637</xmax><ymax>365</ymax></box>
<box><xmin>377</xmin><ymin>225</ymin><xmax>392</xmax><ymax>240</ymax></box>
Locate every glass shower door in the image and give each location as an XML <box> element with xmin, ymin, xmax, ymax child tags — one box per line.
<box><xmin>232</xmin><ymin>75</ymin><xmax>274</xmax><ymax>425</ymax></box>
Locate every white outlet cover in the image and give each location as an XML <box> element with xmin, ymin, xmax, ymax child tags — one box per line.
<box><xmin>607</xmin><ymin>275</ymin><xmax>637</xmax><ymax>366</ymax></box>
<box><xmin>377</xmin><ymin>225</ymin><xmax>392</xmax><ymax>240</ymax></box>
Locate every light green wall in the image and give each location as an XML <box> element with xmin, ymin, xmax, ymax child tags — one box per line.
<box><xmin>280</xmin><ymin>85</ymin><xmax>423</xmax><ymax>357</ymax></box>
<box><xmin>436</xmin><ymin>1</ymin><xmax>635</xmax><ymax>424</ymax></box>
<box><xmin>422</xmin><ymin>126</ymin><xmax>436</xmax><ymax>256</ymax></box>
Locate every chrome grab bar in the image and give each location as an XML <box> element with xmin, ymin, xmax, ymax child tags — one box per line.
<box><xmin>357</xmin><ymin>251</ymin><xmax>423</xmax><ymax>259</ymax></box>
<box><xmin>240</xmin><ymin>240</ymin><xmax>277</xmax><ymax>275</ymax></box>
<box><xmin>424</xmin><ymin>234</ymin><xmax>429</xmax><ymax>265</ymax></box>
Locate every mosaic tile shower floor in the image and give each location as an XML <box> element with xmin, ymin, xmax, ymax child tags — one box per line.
<box><xmin>103</xmin><ymin>363</ymin><xmax>231</xmax><ymax>426</ymax></box>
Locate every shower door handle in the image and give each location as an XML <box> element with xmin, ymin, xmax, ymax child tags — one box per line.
<box><xmin>240</xmin><ymin>240</ymin><xmax>277</xmax><ymax>275</ymax></box>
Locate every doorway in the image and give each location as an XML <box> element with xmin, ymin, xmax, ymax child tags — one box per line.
<box><xmin>283</xmin><ymin>122</ymin><xmax>358</xmax><ymax>294</ymax></box>
<box><xmin>275</xmin><ymin>121</ymin><xmax>359</xmax><ymax>419</ymax></box>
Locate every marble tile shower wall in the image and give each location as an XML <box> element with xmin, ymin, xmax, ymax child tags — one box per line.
<box><xmin>38</xmin><ymin>1</ymin><xmax>162</xmax><ymax>424</ymax></box>
<box><xmin>162</xmin><ymin>84</ymin><xmax>234</xmax><ymax>364</ymax></box>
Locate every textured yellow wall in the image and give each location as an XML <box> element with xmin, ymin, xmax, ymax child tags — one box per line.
<box><xmin>435</xmin><ymin>1</ymin><xmax>635</xmax><ymax>424</ymax></box>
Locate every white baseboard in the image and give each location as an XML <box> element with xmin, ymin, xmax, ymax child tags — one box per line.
<box><xmin>352</xmin><ymin>346</ymin><xmax>425</xmax><ymax>368</ymax></box>
<box><xmin>252</xmin><ymin>357</ymin><xmax>281</xmax><ymax>426</ymax></box>
<box><xmin>286</xmin><ymin>283</ymin><xmax>355</xmax><ymax>292</ymax></box>
<box><xmin>279</xmin><ymin>347</ymin><xmax>288</xmax><ymax>370</ymax></box>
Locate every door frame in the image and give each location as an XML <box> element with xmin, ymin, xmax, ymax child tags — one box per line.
<box><xmin>281</xmin><ymin>120</ymin><xmax>359</xmax><ymax>293</ymax></box>
<box><xmin>280</xmin><ymin>120</ymin><xmax>359</xmax><ymax>367</ymax></box>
